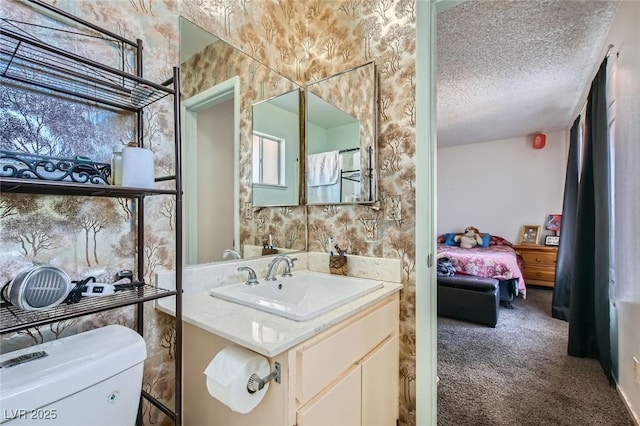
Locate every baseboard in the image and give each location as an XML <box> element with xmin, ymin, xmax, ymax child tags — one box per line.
<box><xmin>617</xmin><ymin>384</ymin><xmax>640</xmax><ymax>425</ymax></box>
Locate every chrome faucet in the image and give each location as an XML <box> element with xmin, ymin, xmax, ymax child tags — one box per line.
<box><xmin>238</xmin><ymin>267</ymin><xmax>259</xmax><ymax>285</ymax></box>
<box><xmin>265</xmin><ymin>255</ymin><xmax>296</xmax><ymax>281</ymax></box>
<box><xmin>222</xmin><ymin>249</ymin><xmax>241</xmax><ymax>260</ymax></box>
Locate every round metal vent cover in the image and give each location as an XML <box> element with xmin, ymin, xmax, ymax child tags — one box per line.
<box><xmin>3</xmin><ymin>265</ymin><xmax>71</xmax><ymax>311</ymax></box>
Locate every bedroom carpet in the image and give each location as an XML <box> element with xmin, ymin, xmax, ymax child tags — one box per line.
<box><xmin>437</xmin><ymin>286</ymin><xmax>634</xmax><ymax>426</ymax></box>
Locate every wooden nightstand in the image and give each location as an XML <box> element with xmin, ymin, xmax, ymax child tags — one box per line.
<box><xmin>513</xmin><ymin>244</ymin><xmax>558</xmax><ymax>287</ymax></box>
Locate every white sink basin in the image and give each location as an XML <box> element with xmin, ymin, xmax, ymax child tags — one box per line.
<box><xmin>209</xmin><ymin>271</ymin><xmax>384</xmax><ymax>321</ymax></box>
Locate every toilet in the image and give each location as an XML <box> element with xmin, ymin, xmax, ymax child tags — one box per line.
<box><xmin>0</xmin><ymin>325</ymin><xmax>147</xmax><ymax>425</ymax></box>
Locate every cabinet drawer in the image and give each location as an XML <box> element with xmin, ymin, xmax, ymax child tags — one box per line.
<box><xmin>523</xmin><ymin>266</ymin><xmax>555</xmax><ymax>283</ymax></box>
<box><xmin>521</xmin><ymin>252</ymin><xmax>557</xmax><ymax>267</ymax></box>
<box><xmin>297</xmin><ymin>364</ymin><xmax>362</xmax><ymax>426</ymax></box>
<box><xmin>295</xmin><ymin>298</ymin><xmax>397</xmax><ymax>404</ymax></box>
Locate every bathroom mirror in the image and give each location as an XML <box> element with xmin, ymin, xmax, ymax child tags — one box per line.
<box><xmin>305</xmin><ymin>62</ymin><xmax>377</xmax><ymax>205</ymax></box>
<box><xmin>179</xmin><ymin>17</ymin><xmax>305</xmax><ymax>265</ymax></box>
<box><xmin>251</xmin><ymin>89</ymin><xmax>302</xmax><ymax>207</ymax></box>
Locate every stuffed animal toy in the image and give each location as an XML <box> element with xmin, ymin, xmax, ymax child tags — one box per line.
<box><xmin>454</xmin><ymin>226</ymin><xmax>484</xmax><ymax>249</ymax></box>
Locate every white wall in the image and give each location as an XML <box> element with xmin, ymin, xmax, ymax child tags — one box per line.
<box><xmin>326</xmin><ymin>122</ymin><xmax>359</xmax><ymax>152</ymax></box>
<box><xmin>307</xmin><ymin>122</ymin><xmax>329</xmax><ymax>155</ymax></box>
<box><xmin>197</xmin><ymin>98</ymin><xmax>234</xmax><ymax>263</ymax></box>
<box><xmin>607</xmin><ymin>0</ymin><xmax>640</xmax><ymax>421</ymax></box>
<box><xmin>437</xmin><ymin>131</ymin><xmax>568</xmax><ymax>243</ymax></box>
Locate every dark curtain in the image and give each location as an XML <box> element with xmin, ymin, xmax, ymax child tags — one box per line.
<box><xmin>567</xmin><ymin>58</ymin><xmax>612</xmax><ymax>382</ymax></box>
<box><xmin>552</xmin><ymin>116</ymin><xmax>581</xmax><ymax>321</ymax></box>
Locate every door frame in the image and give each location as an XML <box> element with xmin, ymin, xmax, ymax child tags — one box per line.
<box><xmin>181</xmin><ymin>77</ymin><xmax>240</xmax><ymax>264</ymax></box>
<box><xmin>416</xmin><ymin>1</ymin><xmax>466</xmax><ymax>424</ymax></box>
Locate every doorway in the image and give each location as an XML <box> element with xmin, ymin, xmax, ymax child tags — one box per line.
<box><xmin>182</xmin><ymin>77</ymin><xmax>240</xmax><ymax>265</ymax></box>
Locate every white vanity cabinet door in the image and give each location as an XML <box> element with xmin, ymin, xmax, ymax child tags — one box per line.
<box><xmin>360</xmin><ymin>335</ymin><xmax>399</xmax><ymax>426</ymax></box>
<box><xmin>296</xmin><ymin>364</ymin><xmax>362</xmax><ymax>426</ymax></box>
<box><xmin>295</xmin><ymin>296</ymin><xmax>397</xmax><ymax>404</ymax></box>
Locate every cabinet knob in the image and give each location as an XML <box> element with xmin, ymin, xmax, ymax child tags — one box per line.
<box><xmin>535</xmin><ymin>257</ymin><xmax>542</xmax><ymax>262</ymax></box>
<box><xmin>536</xmin><ymin>272</ymin><xmax>542</xmax><ymax>277</ymax></box>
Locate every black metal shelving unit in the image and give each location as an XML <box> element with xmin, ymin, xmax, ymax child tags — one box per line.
<box><xmin>1</xmin><ymin>1</ymin><xmax>183</xmax><ymax>424</ymax></box>
<box><xmin>0</xmin><ymin>177</ymin><xmax>179</xmax><ymax>197</ymax></box>
<box><xmin>0</xmin><ymin>285</ymin><xmax>176</xmax><ymax>334</ymax></box>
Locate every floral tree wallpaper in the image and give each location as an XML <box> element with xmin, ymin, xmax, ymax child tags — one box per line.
<box><xmin>2</xmin><ymin>0</ymin><xmax>418</xmax><ymax>424</ymax></box>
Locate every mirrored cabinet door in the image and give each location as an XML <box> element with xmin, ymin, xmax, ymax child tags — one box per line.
<box><xmin>305</xmin><ymin>62</ymin><xmax>377</xmax><ymax>205</ymax></box>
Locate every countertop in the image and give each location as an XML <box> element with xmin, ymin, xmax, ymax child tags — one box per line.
<box><xmin>156</xmin><ymin>279</ymin><xmax>403</xmax><ymax>357</ymax></box>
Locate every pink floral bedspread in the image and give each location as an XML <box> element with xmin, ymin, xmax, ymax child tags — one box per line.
<box><xmin>437</xmin><ymin>240</ymin><xmax>527</xmax><ymax>297</ymax></box>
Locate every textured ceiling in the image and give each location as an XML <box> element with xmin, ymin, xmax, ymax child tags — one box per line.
<box><xmin>437</xmin><ymin>0</ymin><xmax>619</xmax><ymax>147</ymax></box>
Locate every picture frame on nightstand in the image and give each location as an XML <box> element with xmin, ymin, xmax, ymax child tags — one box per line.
<box><xmin>545</xmin><ymin>235</ymin><xmax>560</xmax><ymax>246</ymax></box>
<box><xmin>519</xmin><ymin>225</ymin><xmax>541</xmax><ymax>245</ymax></box>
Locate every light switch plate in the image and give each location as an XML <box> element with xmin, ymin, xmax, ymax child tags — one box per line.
<box><xmin>244</xmin><ymin>203</ymin><xmax>253</xmax><ymax>219</ymax></box>
<box><xmin>385</xmin><ymin>196</ymin><xmax>401</xmax><ymax>221</ymax></box>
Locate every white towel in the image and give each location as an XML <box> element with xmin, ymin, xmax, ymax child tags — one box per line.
<box><xmin>307</xmin><ymin>184</ymin><xmax>340</xmax><ymax>204</ymax></box>
<box><xmin>306</xmin><ymin>150</ymin><xmax>339</xmax><ymax>186</ymax></box>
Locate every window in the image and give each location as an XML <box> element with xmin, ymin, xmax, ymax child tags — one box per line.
<box><xmin>252</xmin><ymin>132</ymin><xmax>284</xmax><ymax>186</ymax></box>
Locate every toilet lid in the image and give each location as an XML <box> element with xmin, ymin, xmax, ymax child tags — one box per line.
<box><xmin>0</xmin><ymin>325</ymin><xmax>146</xmax><ymax>417</ymax></box>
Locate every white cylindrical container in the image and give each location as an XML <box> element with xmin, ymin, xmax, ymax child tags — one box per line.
<box><xmin>121</xmin><ymin>146</ymin><xmax>154</xmax><ymax>188</ymax></box>
<box><xmin>110</xmin><ymin>146</ymin><xmax>123</xmax><ymax>185</ymax></box>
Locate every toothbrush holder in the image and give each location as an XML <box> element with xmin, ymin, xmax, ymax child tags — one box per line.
<box><xmin>329</xmin><ymin>255</ymin><xmax>348</xmax><ymax>275</ymax></box>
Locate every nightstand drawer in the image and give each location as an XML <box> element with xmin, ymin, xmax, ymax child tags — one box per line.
<box><xmin>523</xmin><ymin>266</ymin><xmax>555</xmax><ymax>283</ymax></box>
<box><xmin>520</xmin><ymin>252</ymin><xmax>557</xmax><ymax>267</ymax></box>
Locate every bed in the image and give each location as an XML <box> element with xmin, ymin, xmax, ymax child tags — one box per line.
<box><xmin>437</xmin><ymin>234</ymin><xmax>527</xmax><ymax>297</ymax></box>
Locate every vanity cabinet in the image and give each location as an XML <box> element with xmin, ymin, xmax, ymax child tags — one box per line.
<box><xmin>183</xmin><ymin>293</ymin><xmax>399</xmax><ymax>426</ymax></box>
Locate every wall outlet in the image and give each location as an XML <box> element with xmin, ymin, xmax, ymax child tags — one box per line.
<box><xmin>359</xmin><ymin>218</ymin><xmax>378</xmax><ymax>242</ymax></box>
<box><xmin>634</xmin><ymin>357</ymin><xmax>639</xmax><ymax>383</ymax></box>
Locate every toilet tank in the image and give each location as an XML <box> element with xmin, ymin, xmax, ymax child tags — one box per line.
<box><xmin>0</xmin><ymin>325</ymin><xmax>147</xmax><ymax>425</ymax></box>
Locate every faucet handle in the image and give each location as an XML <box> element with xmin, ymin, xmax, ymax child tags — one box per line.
<box><xmin>238</xmin><ymin>267</ymin><xmax>259</xmax><ymax>285</ymax></box>
<box><xmin>223</xmin><ymin>249</ymin><xmax>241</xmax><ymax>260</ymax></box>
<box><xmin>282</xmin><ymin>257</ymin><xmax>297</xmax><ymax>277</ymax></box>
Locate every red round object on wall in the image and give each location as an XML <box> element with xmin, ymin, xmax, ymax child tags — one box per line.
<box><xmin>532</xmin><ymin>133</ymin><xmax>546</xmax><ymax>149</ymax></box>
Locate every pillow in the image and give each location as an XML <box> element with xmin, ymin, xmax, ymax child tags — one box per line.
<box><xmin>479</xmin><ymin>233</ymin><xmax>491</xmax><ymax>247</ymax></box>
<box><xmin>489</xmin><ymin>235</ymin><xmax>512</xmax><ymax>247</ymax></box>
<box><xmin>444</xmin><ymin>233</ymin><xmax>459</xmax><ymax>246</ymax></box>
